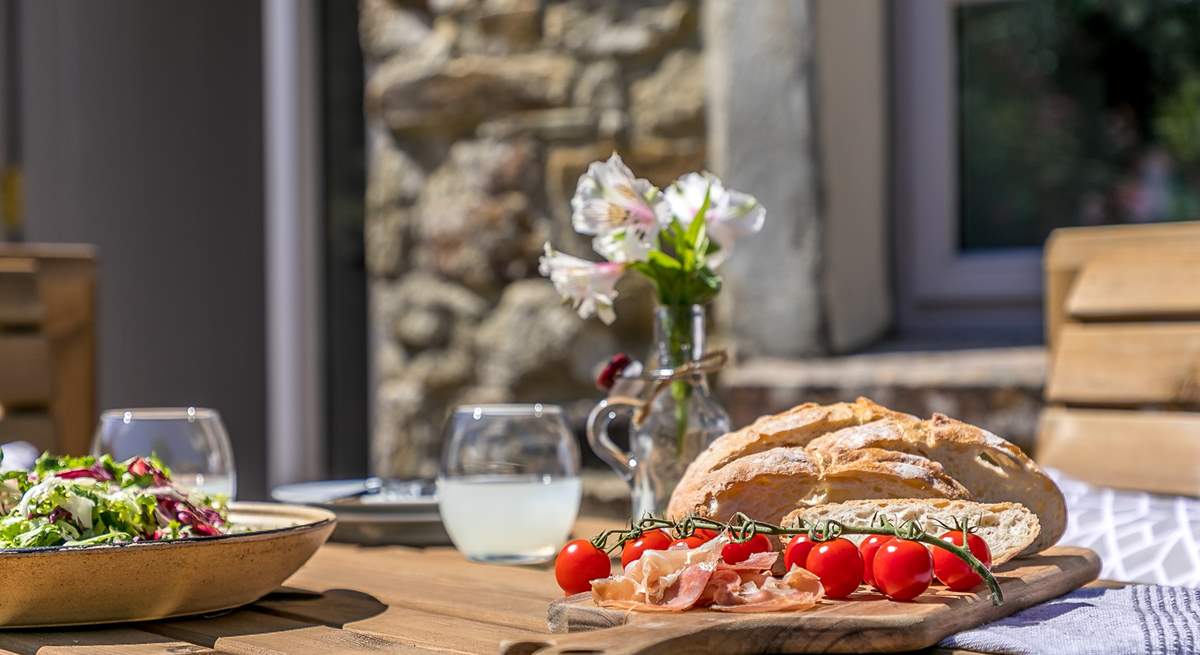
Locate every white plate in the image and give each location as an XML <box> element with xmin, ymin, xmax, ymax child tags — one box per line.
<box><xmin>271</xmin><ymin>478</ymin><xmax>437</xmax><ymax>513</ymax></box>
<box><xmin>271</xmin><ymin>479</ymin><xmax>450</xmax><ymax>546</ymax></box>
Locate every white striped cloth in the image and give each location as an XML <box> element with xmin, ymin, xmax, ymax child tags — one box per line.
<box><xmin>939</xmin><ymin>584</ymin><xmax>1200</xmax><ymax>654</ymax></box>
<box><xmin>1049</xmin><ymin>469</ymin><xmax>1200</xmax><ymax>587</ymax></box>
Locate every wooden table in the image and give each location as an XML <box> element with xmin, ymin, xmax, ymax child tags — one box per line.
<box><xmin>0</xmin><ymin>517</ymin><xmax>1101</xmax><ymax>655</ymax></box>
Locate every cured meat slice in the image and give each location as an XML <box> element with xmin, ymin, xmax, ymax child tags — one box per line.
<box><xmin>592</xmin><ymin>536</ymin><xmax>726</xmax><ymax>611</ymax></box>
<box><xmin>711</xmin><ymin>565</ymin><xmax>824</xmax><ymax>613</ymax></box>
<box><xmin>591</xmin><ymin>537</ymin><xmax>823</xmax><ymax>613</ymax></box>
<box><xmin>712</xmin><ymin>549</ymin><xmax>778</xmax><ymax>591</ymax></box>
<box><xmin>699</xmin><ymin>568</ymin><xmax>745</xmax><ymax>607</ymax></box>
<box><xmin>720</xmin><ymin>550</ymin><xmax>778</xmax><ymax>572</ymax></box>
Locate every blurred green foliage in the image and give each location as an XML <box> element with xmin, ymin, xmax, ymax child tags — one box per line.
<box><xmin>958</xmin><ymin>0</ymin><xmax>1200</xmax><ymax>249</ymax></box>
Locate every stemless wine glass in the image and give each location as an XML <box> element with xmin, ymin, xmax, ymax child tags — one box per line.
<box><xmin>437</xmin><ymin>404</ymin><xmax>581</xmax><ymax>564</ymax></box>
<box><xmin>92</xmin><ymin>407</ymin><xmax>237</xmax><ymax>498</ymax></box>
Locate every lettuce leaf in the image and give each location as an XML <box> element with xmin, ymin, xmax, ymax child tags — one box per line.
<box><xmin>0</xmin><ymin>453</ymin><xmax>231</xmax><ymax>549</ymax></box>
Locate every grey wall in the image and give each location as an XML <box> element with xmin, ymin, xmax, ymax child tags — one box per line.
<box><xmin>17</xmin><ymin>1</ymin><xmax>268</xmax><ymax>497</ymax></box>
<box><xmin>705</xmin><ymin>0</ymin><xmax>892</xmax><ymax>356</ymax></box>
<box><xmin>705</xmin><ymin>0</ymin><xmax>825</xmax><ymax>356</ymax></box>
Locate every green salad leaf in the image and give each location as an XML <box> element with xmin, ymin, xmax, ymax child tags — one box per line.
<box><xmin>0</xmin><ymin>453</ymin><xmax>231</xmax><ymax>549</ymax></box>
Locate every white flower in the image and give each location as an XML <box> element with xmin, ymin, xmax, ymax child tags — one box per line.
<box><xmin>571</xmin><ymin>153</ymin><xmax>668</xmax><ymax>262</ymax></box>
<box><xmin>664</xmin><ymin>172</ymin><xmax>765</xmax><ymax>266</ymax></box>
<box><xmin>538</xmin><ymin>244</ymin><xmax>625</xmax><ymax>324</ymax></box>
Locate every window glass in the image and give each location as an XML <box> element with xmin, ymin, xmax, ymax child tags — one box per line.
<box><xmin>958</xmin><ymin>0</ymin><xmax>1200</xmax><ymax>250</ymax></box>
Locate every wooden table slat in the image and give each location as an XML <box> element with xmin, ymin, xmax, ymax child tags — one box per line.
<box><xmin>0</xmin><ymin>627</ymin><xmax>219</xmax><ymax>655</ymax></box>
<box><xmin>279</xmin><ymin>546</ymin><xmax>560</xmax><ymax>632</ymax></box>
<box><xmin>144</xmin><ymin>609</ymin><xmax>421</xmax><ymax>655</ymax></box>
<box><xmin>254</xmin><ymin>590</ymin><xmax>547</xmax><ymax>655</ymax></box>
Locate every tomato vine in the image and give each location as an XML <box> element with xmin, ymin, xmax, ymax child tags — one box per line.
<box><xmin>589</xmin><ymin>512</ymin><xmax>1004</xmax><ymax>606</ymax></box>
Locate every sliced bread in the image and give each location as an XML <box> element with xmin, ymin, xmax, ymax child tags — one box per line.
<box><xmin>668</xmin><ymin>398</ymin><xmax>1066</xmax><ymax>556</ymax></box>
<box><xmin>666</xmin><ymin>446</ymin><xmax>971</xmax><ymax>527</ymax></box>
<box><xmin>784</xmin><ymin>498</ymin><xmax>1041</xmax><ymax>565</ymax></box>
<box><xmin>805</xmin><ymin>414</ymin><xmax>1066</xmax><ymax>555</ymax></box>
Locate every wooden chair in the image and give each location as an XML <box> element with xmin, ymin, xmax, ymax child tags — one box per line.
<box><xmin>0</xmin><ymin>244</ymin><xmax>96</xmax><ymax>455</ymax></box>
<box><xmin>1038</xmin><ymin>222</ymin><xmax>1200</xmax><ymax>496</ymax></box>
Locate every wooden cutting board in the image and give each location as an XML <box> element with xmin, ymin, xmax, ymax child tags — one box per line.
<box><xmin>500</xmin><ymin>546</ymin><xmax>1100</xmax><ymax>655</ymax></box>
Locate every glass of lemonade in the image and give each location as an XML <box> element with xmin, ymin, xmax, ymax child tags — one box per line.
<box><xmin>437</xmin><ymin>404</ymin><xmax>581</xmax><ymax>564</ymax></box>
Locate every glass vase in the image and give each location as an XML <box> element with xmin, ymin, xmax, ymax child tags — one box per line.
<box><xmin>587</xmin><ymin>304</ymin><xmax>731</xmax><ymax>520</ymax></box>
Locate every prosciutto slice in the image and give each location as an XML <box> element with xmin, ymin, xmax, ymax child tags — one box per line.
<box><xmin>721</xmin><ymin>550</ymin><xmax>779</xmax><ymax>573</ymax></box>
<box><xmin>702</xmin><ymin>549</ymin><xmax>779</xmax><ymax>599</ymax></box>
<box><xmin>592</xmin><ymin>535</ymin><xmax>726</xmax><ymax>611</ymax></box>
<box><xmin>711</xmin><ymin>565</ymin><xmax>824</xmax><ymax>613</ymax></box>
<box><xmin>591</xmin><ymin>537</ymin><xmax>824</xmax><ymax>613</ymax></box>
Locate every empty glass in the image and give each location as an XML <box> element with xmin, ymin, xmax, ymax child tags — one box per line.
<box><xmin>437</xmin><ymin>404</ymin><xmax>581</xmax><ymax>565</ymax></box>
<box><xmin>92</xmin><ymin>408</ymin><xmax>236</xmax><ymax>498</ymax></box>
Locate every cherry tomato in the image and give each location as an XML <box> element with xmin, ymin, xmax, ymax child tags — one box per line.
<box><xmin>858</xmin><ymin>534</ymin><xmax>891</xmax><ymax>588</ymax></box>
<box><xmin>805</xmin><ymin>538</ymin><xmax>863</xmax><ymax>599</ymax></box>
<box><xmin>783</xmin><ymin>534</ymin><xmax>815</xmax><ymax>571</ymax></box>
<box><xmin>872</xmin><ymin>538</ymin><xmax>933</xmax><ymax>601</ymax></box>
<box><xmin>932</xmin><ymin>530</ymin><xmax>993</xmax><ymax>591</ymax></box>
<box><xmin>620</xmin><ymin>529</ymin><xmax>672</xmax><ymax>569</ymax></box>
<box><xmin>693</xmin><ymin>528</ymin><xmax>719</xmax><ymax>542</ymax></box>
<box><xmin>720</xmin><ymin>533</ymin><xmax>772</xmax><ymax>564</ymax></box>
<box><xmin>554</xmin><ymin>539</ymin><xmax>611</xmax><ymax>595</ymax></box>
<box><xmin>670</xmin><ymin>535</ymin><xmax>708</xmax><ymax>549</ymax></box>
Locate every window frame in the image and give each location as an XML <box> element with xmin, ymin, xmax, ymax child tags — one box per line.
<box><xmin>891</xmin><ymin>0</ymin><xmax>1043</xmax><ymax>339</ymax></box>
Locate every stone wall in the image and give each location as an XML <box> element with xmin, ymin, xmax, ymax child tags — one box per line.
<box><xmin>360</xmin><ymin>0</ymin><xmax>708</xmax><ymax>477</ymax></box>
<box><xmin>722</xmin><ymin>348</ymin><xmax>1046</xmax><ymax>454</ymax></box>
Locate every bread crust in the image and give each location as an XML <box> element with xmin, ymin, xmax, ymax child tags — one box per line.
<box><xmin>680</xmin><ymin>398</ymin><xmax>907</xmax><ymax>479</ymax></box>
<box><xmin>667</xmin><ymin>398</ymin><xmax>1066</xmax><ymax>556</ymax></box>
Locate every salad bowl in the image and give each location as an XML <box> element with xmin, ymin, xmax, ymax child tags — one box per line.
<box><xmin>0</xmin><ymin>501</ymin><xmax>335</xmax><ymax>627</ymax></box>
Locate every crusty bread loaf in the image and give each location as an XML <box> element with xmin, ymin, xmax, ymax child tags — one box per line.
<box><xmin>784</xmin><ymin>499</ymin><xmax>1041</xmax><ymax>566</ymax></box>
<box><xmin>806</xmin><ymin>413</ymin><xmax>1065</xmax><ymax>555</ymax></box>
<box><xmin>666</xmin><ymin>444</ymin><xmax>971</xmax><ymax>532</ymax></box>
<box><xmin>667</xmin><ymin>398</ymin><xmax>1066</xmax><ymax>556</ymax></box>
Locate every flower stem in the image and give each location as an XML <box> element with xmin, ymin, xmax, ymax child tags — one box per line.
<box><xmin>671</xmin><ymin>379</ymin><xmax>691</xmax><ymax>452</ymax></box>
<box><xmin>662</xmin><ymin>303</ymin><xmax>694</xmax><ymax>453</ymax></box>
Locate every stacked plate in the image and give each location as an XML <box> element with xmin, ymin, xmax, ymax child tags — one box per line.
<box><xmin>271</xmin><ymin>478</ymin><xmax>450</xmax><ymax>546</ymax></box>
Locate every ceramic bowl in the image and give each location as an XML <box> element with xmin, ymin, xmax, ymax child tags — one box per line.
<box><xmin>0</xmin><ymin>501</ymin><xmax>336</xmax><ymax>628</ymax></box>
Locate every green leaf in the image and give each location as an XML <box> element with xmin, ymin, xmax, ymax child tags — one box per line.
<box><xmin>628</xmin><ymin>260</ymin><xmax>674</xmax><ymax>306</ymax></box>
<box><xmin>148</xmin><ymin>452</ymin><xmax>173</xmax><ymax>478</ymax></box>
<box><xmin>628</xmin><ymin>261</ymin><xmax>654</xmax><ymax>279</ymax></box>
<box><xmin>692</xmin><ymin>230</ymin><xmax>709</xmax><ymax>269</ymax></box>
<box><xmin>33</xmin><ymin>453</ymin><xmax>95</xmax><ymax>478</ymax></box>
<box><xmin>678</xmin><ymin>266</ymin><xmax>722</xmax><ymax>307</ymax></box>
<box><xmin>669</xmin><ymin>216</ymin><xmax>688</xmax><ymax>242</ymax></box>
<box><xmin>674</xmin><ymin>185</ymin><xmax>711</xmax><ymax>271</ymax></box>
<box><xmin>646</xmin><ymin>250</ymin><xmax>683</xmax><ymax>271</ymax></box>
<box><xmin>67</xmin><ymin>531</ymin><xmax>131</xmax><ymax>547</ymax></box>
<box><xmin>0</xmin><ymin>469</ymin><xmax>31</xmax><ymax>496</ymax></box>
<box><xmin>685</xmin><ymin>184</ymin><xmax>712</xmax><ymax>246</ymax></box>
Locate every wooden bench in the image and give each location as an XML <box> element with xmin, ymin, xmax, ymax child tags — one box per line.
<box><xmin>1039</xmin><ymin>222</ymin><xmax>1200</xmax><ymax>496</ymax></box>
<box><xmin>0</xmin><ymin>244</ymin><xmax>96</xmax><ymax>455</ymax></box>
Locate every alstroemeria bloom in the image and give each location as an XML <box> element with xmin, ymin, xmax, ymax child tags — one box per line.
<box><xmin>571</xmin><ymin>153</ymin><xmax>668</xmax><ymax>262</ymax></box>
<box><xmin>538</xmin><ymin>245</ymin><xmax>625</xmax><ymax>324</ymax></box>
<box><xmin>664</xmin><ymin>172</ymin><xmax>765</xmax><ymax>266</ymax></box>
